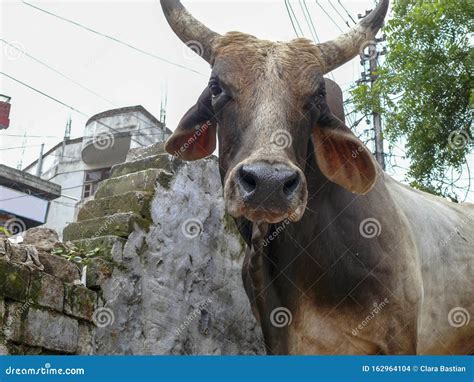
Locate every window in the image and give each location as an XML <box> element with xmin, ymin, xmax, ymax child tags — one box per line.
<box><xmin>82</xmin><ymin>168</ymin><xmax>110</xmax><ymax>199</ymax></box>
<box><xmin>83</xmin><ymin>184</ymin><xmax>93</xmax><ymax>198</ymax></box>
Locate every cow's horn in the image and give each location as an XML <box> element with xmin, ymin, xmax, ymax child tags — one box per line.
<box><xmin>316</xmin><ymin>0</ymin><xmax>389</xmax><ymax>74</ymax></box>
<box><xmin>160</xmin><ymin>0</ymin><xmax>220</xmax><ymax>63</ymax></box>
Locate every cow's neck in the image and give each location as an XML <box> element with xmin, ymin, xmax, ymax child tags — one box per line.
<box><xmin>278</xmin><ymin>144</ymin><xmax>382</xmax><ymax>300</ymax></box>
<box><xmin>231</xmin><ymin>146</ymin><xmax>422</xmax><ymax>355</ymax></box>
<box><xmin>235</xmin><ymin>144</ymin><xmax>391</xmax><ymax>354</ymax></box>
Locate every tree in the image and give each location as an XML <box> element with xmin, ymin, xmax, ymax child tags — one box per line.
<box><xmin>350</xmin><ymin>0</ymin><xmax>473</xmax><ymax>200</ymax></box>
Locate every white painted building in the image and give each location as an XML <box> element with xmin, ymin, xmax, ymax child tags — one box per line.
<box><xmin>24</xmin><ymin>105</ymin><xmax>171</xmax><ymax>237</ymax></box>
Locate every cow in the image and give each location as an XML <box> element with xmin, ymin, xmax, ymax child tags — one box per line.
<box><xmin>160</xmin><ymin>0</ymin><xmax>474</xmax><ymax>354</ymax></box>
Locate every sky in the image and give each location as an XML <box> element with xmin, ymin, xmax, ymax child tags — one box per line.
<box><xmin>0</xmin><ymin>0</ymin><xmax>472</xmax><ymax>201</ymax></box>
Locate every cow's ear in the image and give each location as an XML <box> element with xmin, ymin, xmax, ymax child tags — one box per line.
<box><xmin>165</xmin><ymin>87</ymin><xmax>217</xmax><ymax>160</ymax></box>
<box><xmin>311</xmin><ymin>114</ymin><xmax>378</xmax><ymax>195</ymax></box>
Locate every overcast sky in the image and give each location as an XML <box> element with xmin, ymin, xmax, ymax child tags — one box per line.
<box><xmin>1</xmin><ymin>0</ymin><xmax>472</xmax><ymax>201</ymax></box>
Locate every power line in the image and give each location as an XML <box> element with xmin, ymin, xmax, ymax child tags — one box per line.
<box><xmin>0</xmin><ymin>71</ymin><xmax>145</xmax><ymax>147</ymax></box>
<box><xmin>16</xmin><ymin>132</ymin><xmax>28</xmax><ymax>170</ymax></box>
<box><xmin>0</xmin><ymin>72</ymin><xmax>83</xmax><ymax>114</ymax></box>
<box><xmin>284</xmin><ymin>0</ymin><xmax>304</xmax><ymax>37</ymax></box>
<box><xmin>0</xmin><ymin>144</ymin><xmax>42</xmax><ymax>151</ymax></box>
<box><xmin>337</xmin><ymin>0</ymin><xmax>357</xmax><ymax>25</ymax></box>
<box><xmin>314</xmin><ymin>0</ymin><xmax>344</xmax><ymax>33</ymax></box>
<box><xmin>22</xmin><ymin>1</ymin><xmax>206</xmax><ymax>77</ymax></box>
<box><xmin>328</xmin><ymin>0</ymin><xmax>350</xmax><ymax>28</ymax></box>
<box><xmin>299</xmin><ymin>0</ymin><xmax>321</xmax><ymax>43</ymax></box>
<box><xmin>1</xmin><ymin>134</ymin><xmax>61</xmax><ymax>138</ymax></box>
<box><xmin>0</xmin><ymin>39</ymin><xmax>117</xmax><ymax>107</ymax></box>
<box><xmin>0</xmin><ymin>189</ymin><xmax>82</xmax><ymax>203</ymax></box>
<box><xmin>0</xmin><ymin>182</ymin><xmax>90</xmax><ymax>203</ymax></box>
<box><xmin>296</xmin><ymin>1</ymin><xmax>354</xmax><ymax>126</ymax></box>
<box><xmin>297</xmin><ymin>1</ymin><xmax>340</xmax><ymax>85</ymax></box>
<box><xmin>284</xmin><ymin>0</ymin><xmax>301</xmax><ymax>37</ymax></box>
<box><xmin>2</xmin><ymin>130</ymin><xmax>166</xmax><ymax>139</ymax></box>
<box><xmin>1</xmin><ymin>39</ymin><xmax>172</xmax><ymax>135</ymax></box>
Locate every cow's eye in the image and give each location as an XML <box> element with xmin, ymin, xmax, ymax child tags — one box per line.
<box><xmin>210</xmin><ymin>84</ymin><xmax>223</xmax><ymax>97</ymax></box>
<box><xmin>303</xmin><ymin>98</ymin><xmax>317</xmax><ymax>112</ymax></box>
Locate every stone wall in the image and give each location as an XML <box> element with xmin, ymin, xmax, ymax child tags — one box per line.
<box><xmin>1</xmin><ymin>143</ymin><xmax>265</xmax><ymax>355</ymax></box>
<box><xmin>0</xmin><ymin>229</ymin><xmax>97</xmax><ymax>354</ymax></box>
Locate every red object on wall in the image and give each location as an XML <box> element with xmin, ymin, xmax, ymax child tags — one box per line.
<box><xmin>0</xmin><ymin>96</ymin><xmax>11</xmax><ymax>130</ymax></box>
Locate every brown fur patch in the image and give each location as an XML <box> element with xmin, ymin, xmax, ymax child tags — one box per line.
<box><xmin>212</xmin><ymin>32</ymin><xmax>326</xmax><ymax>89</ymax></box>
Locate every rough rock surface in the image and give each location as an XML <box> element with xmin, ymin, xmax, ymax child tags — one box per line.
<box><xmin>94</xmin><ymin>157</ymin><xmax>264</xmax><ymax>354</ymax></box>
<box><xmin>1</xmin><ymin>148</ymin><xmax>264</xmax><ymax>355</ymax></box>
<box><xmin>22</xmin><ymin>227</ymin><xmax>59</xmax><ymax>251</ymax></box>
<box><xmin>0</xmin><ymin>237</ymin><xmax>98</xmax><ymax>355</ymax></box>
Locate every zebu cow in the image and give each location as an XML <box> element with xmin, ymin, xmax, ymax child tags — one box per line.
<box><xmin>161</xmin><ymin>0</ymin><xmax>474</xmax><ymax>354</ymax></box>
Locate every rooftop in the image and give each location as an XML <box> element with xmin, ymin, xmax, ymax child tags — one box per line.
<box><xmin>23</xmin><ymin>137</ymin><xmax>83</xmax><ymax>172</ymax></box>
<box><xmin>0</xmin><ymin>164</ymin><xmax>61</xmax><ymax>200</ymax></box>
<box><xmin>86</xmin><ymin>105</ymin><xmax>172</xmax><ymax>136</ymax></box>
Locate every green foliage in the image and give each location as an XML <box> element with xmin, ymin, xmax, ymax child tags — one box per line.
<box><xmin>351</xmin><ymin>0</ymin><xmax>473</xmax><ymax>199</ymax></box>
<box><xmin>52</xmin><ymin>245</ymin><xmax>102</xmax><ymax>266</ymax></box>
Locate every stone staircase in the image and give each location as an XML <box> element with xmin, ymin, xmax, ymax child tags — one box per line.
<box><xmin>62</xmin><ymin>143</ymin><xmax>180</xmax><ymax>270</ymax></box>
<box><xmin>57</xmin><ymin>143</ymin><xmax>265</xmax><ymax>355</ymax></box>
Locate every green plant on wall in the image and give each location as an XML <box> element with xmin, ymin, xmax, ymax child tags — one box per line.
<box><xmin>52</xmin><ymin>245</ymin><xmax>102</xmax><ymax>266</ymax></box>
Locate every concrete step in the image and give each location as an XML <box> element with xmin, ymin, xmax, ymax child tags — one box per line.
<box><xmin>110</xmin><ymin>154</ymin><xmax>180</xmax><ymax>178</ymax></box>
<box><xmin>77</xmin><ymin>191</ymin><xmax>153</xmax><ymax>221</ymax></box>
<box><xmin>94</xmin><ymin>168</ymin><xmax>173</xmax><ymax>199</ymax></box>
<box><xmin>63</xmin><ymin>212</ymin><xmax>149</xmax><ymax>242</ymax></box>
<box><xmin>126</xmin><ymin>142</ymin><xmax>165</xmax><ymax>161</ymax></box>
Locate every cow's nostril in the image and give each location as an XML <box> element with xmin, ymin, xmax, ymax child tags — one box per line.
<box><xmin>283</xmin><ymin>172</ymin><xmax>300</xmax><ymax>196</ymax></box>
<box><xmin>236</xmin><ymin>163</ymin><xmax>302</xmax><ymax>205</ymax></box>
<box><xmin>239</xmin><ymin>166</ymin><xmax>257</xmax><ymax>194</ymax></box>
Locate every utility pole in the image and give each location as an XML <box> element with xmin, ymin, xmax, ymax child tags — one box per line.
<box><xmin>369</xmin><ymin>43</ymin><xmax>385</xmax><ymax>170</ymax></box>
<box><xmin>357</xmin><ymin>10</ymin><xmax>387</xmax><ymax>170</ymax></box>
<box><xmin>62</xmin><ymin>116</ymin><xmax>72</xmax><ymax>158</ymax></box>
<box><xmin>17</xmin><ymin>132</ymin><xmax>27</xmax><ymax>170</ymax></box>
<box><xmin>36</xmin><ymin>143</ymin><xmax>44</xmax><ymax>177</ymax></box>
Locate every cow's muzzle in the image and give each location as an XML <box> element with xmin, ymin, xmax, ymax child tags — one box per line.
<box><xmin>224</xmin><ymin>160</ymin><xmax>307</xmax><ymax>224</ymax></box>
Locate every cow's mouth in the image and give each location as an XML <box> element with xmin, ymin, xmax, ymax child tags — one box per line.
<box><xmin>238</xmin><ymin>205</ymin><xmax>306</xmax><ymax>224</ymax></box>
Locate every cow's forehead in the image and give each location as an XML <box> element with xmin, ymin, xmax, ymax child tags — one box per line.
<box><xmin>212</xmin><ymin>32</ymin><xmax>324</xmax><ymax>93</ymax></box>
